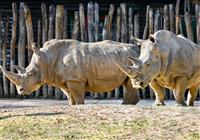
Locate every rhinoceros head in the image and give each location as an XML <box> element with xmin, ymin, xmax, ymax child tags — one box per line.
<box><xmin>0</xmin><ymin>44</ymin><xmax>45</xmax><ymax>95</ymax></box>
<box><xmin>116</xmin><ymin>35</ymin><xmax>162</xmax><ymax>88</ymax></box>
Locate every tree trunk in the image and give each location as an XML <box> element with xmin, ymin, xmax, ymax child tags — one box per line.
<box><xmin>175</xmin><ymin>0</ymin><xmax>180</xmax><ymax>35</ymax></box>
<box><xmin>154</xmin><ymin>10</ymin><xmax>161</xmax><ymax>32</ymax></box>
<box><xmin>107</xmin><ymin>4</ymin><xmax>114</xmax><ymax>40</ymax></box>
<box><xmin>2</xmin><ymin>16</ymin><xmax>9</xmax><ymax>97</ymax></box>
<box><xmin>149</xmin><ymin>8</ymin><xmax>154</xmax><ymax>35</ymax></box>
<box><xmin>163</xmin><ymin>5</ymin><xmax>169</xmax><ymax>31</ymax></box>
<box><xmin>48</xmin><ymin>5</ymin><xmax>56</xmax><ymax>99</ymax></box>
<box><xmin>0</xmin><ymin>9</ymin><xmax>3</xmax><ymax>97</ymax></box>
<box><xmin>79</xmin><ymin>3</ymin><xmax>87</xmax><ymax>42</ymax></box>
<box><xmin>134</xmin><ymin>14</ymin><xmax>140</xmax><ymax>38</ymax></box>
<box><xmin>41</xmin><ymin>3</ymin><xmax>48</xmax><ymax>98</ymax></box>
<box><xmin>184</xmin><ymin>12</ymin><xmax>194</xmax><ymax>42</ymax></box>
<box><xmin>63</xmin><ymin>7</ymin><xmax>68</xmax><ymax>39</ymax></box>
<box><xmin>55</xmin><ymin>5</ymin><xmax>64</xmax><ymax>99</ymax></box>
<box><xmin>87</xmin><ymin>1</ymin><xmax>95</xmax><ymax>42</ymax></box>
<box><xmin>128</xmin><ymin>7</ymin><xmax>133</xmax><ymax>43</ymax></box>
<box><xmin>72</xmin><ymin>11</ymin><xmax>80</xmax><ymax>39</ymax></box>
<box><xmin>143</xmin><ymin>5</ymin><xmax>150</xmax><ymax>39</ymax></box>
<box><xmin>120</xmin><ymin>3</ymin><xmax>127</xmax><ymax>43</ymax></box>
<box><xmin>35</xmin><ymin>19</ymin><xmax>41</xmax><ymax>98</ymax></box>
<box><xmin>196</xmin><ymin>4</ymin><xmax>200</xmax><ymax>45</ymax></box>
<box><xmin>10</xmin><ymin>2</ymin><xmax>17</xmax><ymax>97</ymax></box>
<box><xmin>169</xmin><ymin>4</ymin><xmax>175</xmax><ymax>33</ymax></box>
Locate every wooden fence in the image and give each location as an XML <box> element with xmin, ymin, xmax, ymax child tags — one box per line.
<box><xmin>0</xmin><ymin>0</ymin><xmax>200</xmax><ymax>100</ymax></box>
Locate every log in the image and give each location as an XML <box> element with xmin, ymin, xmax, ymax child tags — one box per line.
<box><xmin>103</xmin><ymin>15</ymin><xmax>109</xmax><ymax>40</ymax></box>
<box><xmin>2</xmin><ymin>16</ymin><xmax>10</xmax><ymax>97</ymax></box>
<box><xmin>196</xmin><ymin>4</ymin><xmax>200</xmax><ymax>45</ymax></box>
<box><xmin>116</xmin><ymin>7</ymin><xmax>121</xmax><ymax>42</ymax></box>
<box><xmin>72</xmin><ymin>11</ymin><xmax>80</xmax><ymax>39</ymax></box>
<box><xmin>41</xmin><ymin>3</ymin><xmax>48</xmax><ymax>98</ymax></box>
<box><xmin>169</xmin><ymin>4</ymin><xmax>175</xmax><ymax>33</ymax></box>
<box><xmin>154</xmin><ymin>10</ymin><xmax>161</xmax><ymax>32</ymax></box>
<box><xmin>63</xmin><ymin>7</ymin><xmax>68</xmax><ymax>100</ymax></box>
<box><xmin>175</xmin><ymin>0</ymin><xmax>180</xmax><ymax>34</ymax></box>
<box><xmin>79</xmin><ymin>3</ymin><xmax>87</xmax><ymax>42</ymax></box>
<box><xmin>0</xmin><ymin>9</ymin><xmax>3</xmax><ymax>97</ymax></box>
<box><xmin>143</xmin><ymin>5</ymin><xmax>150</xmax><ymax>39</ymax></box>
<box><xmin>55</xmin><ymin>5</ymin><xmax>64</xmax><ymax>99</ymax></box>
<box><xmin>10</xmin><ymin>2</ymin><xmax>17</xmax><ymax>97</ymax></box>
<box><xmin>87</xmin><ymin>1</ymin><xmax>95</xmax><ymax>42</ymax></box>
<box><xmin>120</xmin><ymin>3</ymin><xmax>127</xmax><ymax>43</ymax></box>
<box><xmin>107</xmin><ymin>4</ymin><xmax>114</xmax><ymax>40</ymax></box>
<box><xmin>115</xmin><ymin>7</ymin><xmax>121</xmax><ymax>99</ymax></box>
<box><xmin>184</xmin><ymin>12</ymin><xmax>194</xmax><ymax>42</ymax></box>
<box><xmin>128</xmin><ymin>7</ymin><xmax>133</xmax><ymax>43</ymax></box>
<box><xmin>163</xmin><ymin>5</ymin><xmax>169</xmax><ymax>31</ymax></box>
<box><xmin>149</xmin><ymin>8</ymin><xmax>154</xmax><ymax>34</ymax></box>
<box><xmin>48</xmin><ymin>5</ymin><xmax>56</xmax><ymax>98</ymax></box>
<box><xmin>35</xmin><ymin>20</ymin><xmax>41</xmax><ymax>98</ymax></box>
<box><xmin>134</xmin><ymin>14</ymin><xmax>140</xmax><ymax>38</ymax></box>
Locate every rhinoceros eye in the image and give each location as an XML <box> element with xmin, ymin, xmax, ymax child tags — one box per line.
<box><xmin>28</xmin><ymin>72</ymin><xmax>32</xmax><ymax>76</ymax></box>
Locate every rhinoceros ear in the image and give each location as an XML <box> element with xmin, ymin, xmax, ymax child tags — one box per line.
<box><xmin>31</xmin><ymin>43</ymin><xmax>43</xmax><ymax>57</ymax></box>
<box><xmin>149</xmin><ymin>34</ymin><xmax>155</xmax><ymax>43</ymax></box>
<box><xmin>13</xmin><ymin>65</ymin><xmax>26</xmax><ymax>74</ymax></box>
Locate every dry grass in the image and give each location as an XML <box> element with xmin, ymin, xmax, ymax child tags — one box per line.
<box><xmin>0</xmin><ymin>105</ymin><xmax>200</xmax><ymax>140</ymax></box>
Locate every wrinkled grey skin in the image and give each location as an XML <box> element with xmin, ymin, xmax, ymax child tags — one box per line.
<box><xmin>117</xmin><ymin>30</ymin><xmax>199</xmax><ymax>106</ymax></box>
<box><xmin>0</xmin><ymin>39</ymin><xmax>140</xmax><ymax>105</ymax></box>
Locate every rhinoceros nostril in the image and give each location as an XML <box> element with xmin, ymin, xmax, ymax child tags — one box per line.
<box><xmin>19</xmin><ymin>88</ymin><xmax>24</xmax><ymax>92</ymax></box>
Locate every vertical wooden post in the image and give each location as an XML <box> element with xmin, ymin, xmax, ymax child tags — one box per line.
<box><xmin>149</xmin><ymin>8</ymin><xmax>154</xmax><ymax>34</ymax></box>
<box><xmin>107</xmin><ymin>4</ymin><xmax>114</xmax><ymax>40</ymax></box>
<box><xmin>154</xmin><ymin>10</ymin><xmax>161</xmax><ymax>32</ymax></box>
<box><xmin>128</xmin><ymin>7</ymin><xmax>133</xmax><ymax>43</ymax></box>
<box><xmin>0</xmin><ymin>9</ymin><xmax>3</xmax><ymax>97</ymax></box>
<box><xmin>2</xmin><ymin>16</ymin><xmax>9</xmax><ymax>97</ymax></box>
<box><xmin>41</xmin><ymin>3</ymin><xmax>48</xmax><ymax>98</ymax></box>
<box><xmin>18</xmin><ymin>2</ymin><xmax>26</xmax><ymax>98</ymax></box>
<box><xmin>55</xmin><ymin>5</ymin><xmax>64</xmax><ymax>99</ymax></box>
<box><xmin>134</xmin><ymin>14</ymin><xmax>140</xmax><ymax>38</ymax></box>
<box><xmin>175</xmin><ymin>0</ymin><xmax>180</xmax><ymax>34</ymax></box>
<box><xmin>169</xmin><ymin>4</ymin><xmax>175</xmax><ymax>33</ymax></box>
<box><xmin>87</xmin><ymin>1</ymin><xmax>94</xmax><ymax>42</ymax></box>
<box><xmin>103</xmin><ymin>16</ymin><xmax>109</xmax><ymax>41</ymax></box>
<box><xmin>72</xmin><ymin>11</ymin><xmax>80</xmax><ymax>39</ymax></box>
<box><xmin>10</xmin><ymin>2</ymin><xmax>17</xmax><ymax>97</ymax></box>
<box><xmin>163</xmin><ymin>5</ymin><xmax>169</xmax><ymax>31</ymax></box>
<box><xmin>196</xmin><ymin>4</ymin><xmax>200</xmax><ymax>45</ymax></box>
<box><xmin>143</xmin><ymin>5</ymin><xmax>150</xmax><ymax>39</ymax></box>
<box><xmin>35</xmin><ymin>19</ymin><xmax>41</xmax><ymax>98</ymax></box>
<box><xmin>79</xmin><ymin>3</ymin><xmax>87</xmax><ymax>42</ymax></box>
<box><xmin>184</xmin><ymin>12</ymin><xmax>194</xmax><ymax>42</ymax></box>
<box><xmin>114</xmin><ymin>7</ymin><xmax>121</xmax><ymax>99</ymax></box>
<box><xmin>63</xmin><ymin>7</ymin><xmax>68</xmax><ymax>39</ymax></box>
<box><xmin>48</xmin><ymin>5</ymin><xmax>56</xmax><ymax>98</ymax></box>
<box><xmin>93</xmin><ymin>2</ymin><xmax>100</xmax><ymax>99</ymax></box>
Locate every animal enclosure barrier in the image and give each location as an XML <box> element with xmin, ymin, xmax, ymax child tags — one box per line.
<box><xmin>0</xmin><ymin>0</ymin><xmax>199</xmax><ymax>100</ymax></box>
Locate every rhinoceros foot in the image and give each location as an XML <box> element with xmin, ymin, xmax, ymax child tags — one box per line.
<box><xmin>152</xmin><ymin>101</ymin><xmax>166</xmax><ymax>106</ymax></box>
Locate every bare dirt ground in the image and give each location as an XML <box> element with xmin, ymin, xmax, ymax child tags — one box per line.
<box><xmin>0</xmin><ymin>99</ymin><xmax>200</xmax><ymax>140</ymax></box>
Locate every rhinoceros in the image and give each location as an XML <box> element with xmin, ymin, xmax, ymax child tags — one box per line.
<box><xmin>116</xmin><ymin>30</ymin><xmax>199</xmax><ymax>106</ymax></box>
<box><xmin>0</xmin><ymin>39</ymin><xmax>140</xmax><ymax>105</ymax></box>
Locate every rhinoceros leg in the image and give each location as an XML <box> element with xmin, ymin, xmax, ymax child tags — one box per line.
<box><xmin>149</xmin><ymin>80</ymin><xmax>165</xmax><ymax>106</ymax></box>
<box><xmin>187</xmin><ymin>86</ymin><xmax>198</xmax><ymax>106</ymax></box>
<box><xmin>173</xmin><ymin>77</ymin><xmax>187</xmax><ymax>106</ymax></box>
<box><xmin>61</xmin><ymin>89</ymin><xmax>76</xmax><ymax>105</ymax></box>
<box><xmin>67</xmin><ymin>82</ymin><xmax>85</xmax><ymax>105</ymax></box>
<box><xmin>122</xmin><ymin>78</ymin><xmax>140</xmax><ymax>105</ymax></box>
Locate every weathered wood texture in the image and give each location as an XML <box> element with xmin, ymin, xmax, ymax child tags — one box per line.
<box><xmin>120</xmin><ymin>3</ymin><xmax>127</xmax><ymax>43</ymax></box>
<box><xmin>196</xmin><ymin>4</ymin><xmax>200</xmax><ymax>45</ymax></box>
<box><xmin>128</xmin><ymin>7</ymin><xmax>133</xmax><ymax>43</ymax></box>
<box><xmin>10</xmin><ymin>2</ymin><xmax>17</xmax><ymax>97</ymax></box>
<box><xmin>143</xmin><ymin>5</ymin><xmax>150</xmax><ymax>39</ymax></box>
<box><xmin>149</xmin><ymin>8</ymin><xmax>154</xmax><ymax>34</ymax></box>
<box><xmin>154</xmin><ymin>10</ymin><xmax>161</xmax><ymax>32</ymax></box>
<box><xmin>79</xmin><ymin>3</ymin><xmax>87</xmax><ymax>42</ymax></box>
<box><xmin>184</xmin><ymin>12</ymin><xmax>194</xmax><ymax>42</ymax></box>
<box><xmin>175</xmin><ymin>0</ymin><xmax>180</xmax><ymax>34</ymax></box>
<box><xmin>163</xmin><ymin>5</ymin><xmax>169</xmax><ymax>31</ymax></box>
<box><xmin>0</xmin><ymin>9</ymin><xmax>3</xmax><ymax>97</ymax></box>
<box><xmin>169</xmin><ymin>4</ymin><xmax>175</xmax><ymax>33</ymax></box>
<box><xmin>72</xmin><ymin>11</ymin><xmax>80</xmax><ymax>39</ymax></box>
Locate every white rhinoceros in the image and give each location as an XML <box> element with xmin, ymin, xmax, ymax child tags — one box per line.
<box><xmin>0</xmin><ymin>39</ymin><xmax>140</xmax><ymax>105</ymax></box>
<box><xmin>116</xmin><ymin>30</ymin><xmax>199</xmax><ymax>106</ymax></box>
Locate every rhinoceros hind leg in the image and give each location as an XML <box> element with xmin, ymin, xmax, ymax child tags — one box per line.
<box><xmin>187</xmin><ymin>86</ymin><xmax>198</xmax><ymax>106</ymax></box>
<box><xmin>173</xmin><ymin>77</ymin><xmax>188</xmax><ymax>106</ymax></box>
<box><xmin>67</xmin><ymin>82</ymin><xmax>85</xmax><ymax>105</ymax></box>
<box><xmin>149</xmin><ymin>80</ymin><xmax>166</xmax><ymax>106</ymax></box>
<box><xmin>122</xmin><ymin>78</ymin><xmax>140</xmax><ymax>105</ymax></box>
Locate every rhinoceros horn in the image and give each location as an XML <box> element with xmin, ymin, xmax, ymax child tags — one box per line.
<box><xmin>0</xmin><ymin>65</ymin><xmax>20</xmax><ymax>84</ymax></box>
<box><xmin>13</xmin><ymin>65</ymin><xmax>26</xmax><ymax>74</ymax></box>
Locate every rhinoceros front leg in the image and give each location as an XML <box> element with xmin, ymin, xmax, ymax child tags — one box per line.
<box><xmin>187</xmin><ymin>86</ymin><xmax>198</xmax><ymax>106</ymax></box>
<box><xmin>149</xmin><ymin>80</ymin><xmax>165</xmax><ymax>106</ymax></box>
<box><xmin>60</xmin><ymin>89</ymin><xmax>76</xmax><ymax>105</ymax></box>
<box><xmin>173</xmin><ymin>77</ymin><xmax>188</xmax><ymax>106</ymax></box>
<box><xmin>122</xmin><ymin>78</ymin><xmax>140</xmax><ymax>105</ymax></box>
<box><xmin>67</xmin><ymin>82</ymin><xmax>85</xmax><ymax>105</ymax></box>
